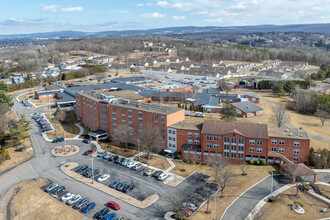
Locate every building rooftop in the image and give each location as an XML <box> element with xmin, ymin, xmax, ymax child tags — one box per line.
<box><xmin>169</xmin><ymin>120</ymin><xmax>203</xmax><ymax>131</ymax></box>
<box><xmin>100</xmin><ymin>90</ymin><xmax>145</xmax><ymax>100</ymax></box>
<box><xmin>231</xmin><ymin>101</ymin><xmax>263</xmax><ymax>114</ymax></box>
<box><xmin>268</xmin><ymin>126</ymin><xmax>309</xmax><ymax>140</ymax></box>
<box><xmin>112</xmin><ymin>76</ymin><xmax>147</xmax><ymax>83</ymax></box>
<box><xmin>201</xmin><ymin>120</ymin><xmax>268</xmax><ymax>139</ymax></box>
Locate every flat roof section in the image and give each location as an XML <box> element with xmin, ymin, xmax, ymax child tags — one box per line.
<box><xmin>169</xmin><ymin>120</ymin><xmax>203</xmax><ymax>131</ymax></box>
<box><xmin>268</xmin><ymin>126</ymin><xmax>309</xmax><ymax>140</ymax></box>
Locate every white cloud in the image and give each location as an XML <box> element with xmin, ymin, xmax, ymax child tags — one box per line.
<box><xmin>137</xmin><ymin>3</ymin><xmax>144</xmax><ymax>7</ymax></box>
<box><xmin>172</xmin><ymin>3</ymin><xmax>184</xmax><ymax>9</ymax></box>
<box><xmin>203</xmin><ymin>18</ymin><xmax>222</xmax><ymax>23</ymax></box>
<box><xmin>172</xmin><ymin>16</ymin><xmax>186</xmax><ymax>20</ymax></box>
<box><xmin>42</xmin><ymin>5</ymin><xmax>58</xmax><ymax>12</ymax></box>
<box><xmin>251</xmin><ymin>0</ymin><xmax>258</xmax><ymax>5</ymax></box>
<box><xmin>156</xmin><ymin>1</ymin><xmax>169</xmax><ymax>7</ymax></box>
<box><xmin>141</xmin><ymin>12</ymin><xmax>166</xmax><ymax>18</ymax></box>
<box><xmin>231</xmin><ymin>2</ymin><xmax>247</xmax><ymax>10</ymax></box>
<box><xmin>312</xmin><ymin>6</ymin><xmax>324</xmax><ymax>11</ymax></box>
<box><xmin>60</xmin><ymin>7</ymin><xmax>83</xmax><ymax>12</ymax></box>
<box><xmin>191</xmin><ymin>11</ymin><xmax>209</xmax><ymax>15</ymax></box>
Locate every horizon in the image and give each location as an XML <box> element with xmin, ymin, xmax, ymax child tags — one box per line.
<box><xmin>1</xmin><ymin>0</ymin><xmax>330</xmax><ymax>35</ymax></box>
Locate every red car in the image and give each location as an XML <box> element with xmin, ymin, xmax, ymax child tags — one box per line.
<box><xmin>83</xmin><ymin>150</ymin><xmax>93</xmax><ymax>155</ymax></box>
<box><xmin>107</xmin><ymin>201</ymin><xmax>120</xmax><ymax>210</ymax></box>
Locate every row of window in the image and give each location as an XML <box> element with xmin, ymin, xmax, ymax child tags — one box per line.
<box><xmin>271</xmin><ymin>147</ymin><xmax>300</xmax><ymax>154</ymax></box>
<box><xmin>223</xmin><ymin>137</ymin><xmax>245</xmax><ymax>144</ymax></box>
<box><xmin>249</xmin><ymin>148</ymin><xmax>263</xmax><ymax>153</ymax></box>
<box><xmin>188</xmin><ymin>133</ymin><xmax>200</xmax><ymax>137</ymax></box>
<box><xmin>168</xmin><ymin>130</ymin><xmax>176</xmax><ymax>134</ymax></box>
<box><xmin>271</xmin><ymin>140</ymin><xmax>300</xmax><ymax>146</ymax></box>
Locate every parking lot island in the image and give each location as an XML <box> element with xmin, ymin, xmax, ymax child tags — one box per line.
<box><xmin>51</xmin><ymin>145</ymin><xmax>79</xmax><ymax>157</ymax></box>
<box><xmin>61</xmin><ymin>162</ymin><xmax>159</xmax><ymax>208</ymax></box>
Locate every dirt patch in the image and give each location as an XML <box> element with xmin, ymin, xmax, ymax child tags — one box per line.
<box><xmin>137</xmin><ymin>154</ymin><xmax>171</xmax><ymax>170</ymax></box>
<box><xmin>100</xmin><ymin>143</ymin><xmax>138</xmax><ymax>158</ymax></box>
<box><xmin>260</xmin><ymin>187</ymin><xmax>330</xmax><ymax>220</ymax></box>
<box><xmin>40</xmin><ymin>106</ymin><xmax>57</xmax><ymax>112</ymax></box>
<box><xmin>46</xmin><ymin>119</ymin><xmax>80</xmax><ymax>140</ymax></box>
<box><xmin>317</xmin><ymin>184</ymin><xmax>330</xmax><ymax>199</ymax></box>
<box><xmin>165</xmin><ymin>176</ymin><xmax>184</xmax><ymax>187</ymax></box>
<box><xmin>51</xmin><ymin>145</ymin><xmax>79</xmax><ymax>157</ymax></box>
<box><xmin>310</xmin><ymin>138</ymin><xmax>330</xmax><ymax>151</ymax></box>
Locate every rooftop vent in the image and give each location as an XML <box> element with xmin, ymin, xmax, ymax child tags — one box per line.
<box><xmin>289</xmin><ymin>133</ymin><xmax>293</xmax><ymax>136</ymax></box>
<box><xmin>285</xmin><ymin>129</ymin><xmax>289</xmax><ymax>132</ymax></box>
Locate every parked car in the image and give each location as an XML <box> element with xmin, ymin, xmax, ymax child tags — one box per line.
<box><xmin>107</xmin><ymin>201</ymin><xmax>120</xmax><ymax>210</ymax></box>
<box><xmin>66</xmin><ymin>194</ymin><xmax>81</xmax><ymax>206</ymax></box>
<box><xmin>195</xmin><ymin>111</ymin><xmax>205</xmax><ymax>118</ymax></box>
<box><xmin>98</xmin><ymin>174</ymin><xmax>110</xmax><ymax>182</ymax></box>
<box><xmin>73</xmin><ymin>197</ymin><xmax>89</xmax><ymax>210</ymax></box>
<box><xmin>97</xmin><ymin>151</ymin><xmax>107</xmax><ymax>158</ymax></box>
<box><xmin>81</xmin><ymin>202</ymin><xmax>96</xmax><ymax>213</ymax></box>
<box><xmin>74</xmin><ymin>165</ymin><xmax>88</xmax><ymax>173</ymax></box>
<box><xmin>103</xmin><ymin>153</ymin><xmax>112</xmax><ymax>160</ymax></box>
<box><xmin>60</xmin><ymin>192</ymin><xmax>74</xmax><ymax>202</ymax></box>
<box><xmin>158</xmin><ymin>173</ymin><xmax>169</xmax><ymax>181</ymax></box>
<box><xmin>50</xmin><ymin>186</ymin><xmax>65</xmax><ymax>197</ymax></box>
<box><xmin>120</xmin><ymin>159</ymin><xmax>128</xmax><ymax>166</ymax></box>
<box><xmin>85</xmin><ymin>169</ymin><xmax>99</xmax><ymax>178</ymax></box>
<box><xmin>109</xmin><ymin>155</ymin><xmax>117</xmax><ymax>161</ymax></box>
<box><xmin>102</xmin><ymin>213</ymin><xmax>116</xmax><ymax>220</ymax></box>
<box><xmin>109</xmin><ymin>179</ymin><xmax>122</xmax><ymax>188</ymax></box>
<box><xmin>152</xmin><ymin>171</ymin><xmax>163</xmax><ymax>178</ymax></box>
<box><xmin>125</xmin><ymin>161</ymin><xmax>136</xmax><ymax>168</ymax></box>
<box><xmin>183</xmin><ymin>203</ymin><xmax>197</xmax><ymax>211</ymax></box>
<box><xmin>82</xmin><ymin>139</ymin><xmax>91</xmax><ymax>144</ymax></box>
<box><xmin>44</xmin><ymin>182</ymin><xmax>58</xmax><ymax>192</ymax></box>
<box><xmin>51</xmin><ymin>137</ymin><xmax>64</xmax><ymax>143</ymax></box>
<box><xmin>144</xmin><ymin>168</ymin><xmax>155</xmax><ymax>176</ymax></box>
<box><xmin>132</xmin><ymin>163</ymin><xmax>143</xmax><ymax>170</ymax></box>
<box><xmin>179</xmin><ymin>206</ymin><xmax>192</xmax><ymax>217</ymax></box>
<box><xmin>114</xmin><ymin>157</ymin><xmax>122</xmax><ymax>164</ymax></box>
<box><xmin>123</xmin><ymin>183</ymin><xmax>135</xmax><ymax>193</ymax></box>
<box><xmin>81</xmin><ymin>168</ymin><xmax>92</xmax><ymax>176</ymax></box>
<box><xmin>114</xmin><ymin>216</ymin><xmax>124</xmax><ymax>220</ymax></box>
<box><xmin>82</xmin><ymin>150</ymin><xmax>93</xmax><ymax>155</ymax></box>
<box><xmin>116</xmin><ymin>182</ymin><xmax>127</xmax><ymax>191</ymax></box>
<box><xmin>93</xmin><ymin>208</ymin><xmax>110</xmax><ymax>219</ymax></box>
<box><xmin>188</xmin><ymin>197</ymin><xmax>202</xmax><ymax>207</ymax></box>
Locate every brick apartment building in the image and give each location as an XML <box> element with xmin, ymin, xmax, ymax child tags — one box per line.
<box><xmin>169</xmin><ymin>120</ymin><xmax>309</xmax><ymax>164</ymax></box>
<box><xmin>75</xmin><ymin>90</ymin><xmax>185</xmax><ymax>148</ymax></box>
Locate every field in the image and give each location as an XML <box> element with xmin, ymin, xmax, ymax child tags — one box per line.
<box><xmin>0</xmin><ymin>146</ymin><xmax>34</xmax><ymax>173</ymax></box>
<box><xmin>100</xmin><ymin>143</ymin><xmax>138</xmax><ymax>158</ymax></box>
<box><xmin>260</xmin><ymin>187</ymin><xmax>330</xmax><ymax>220</ymax></box>
<box><xmin>46</xmin><ymin>119</ymin><xmax>80</xmax><ymax>140</ymax></box>
<box><xmin>7</xmin><ymin>179</ymin><xmax>84</xmax><ymax>220</ymax></box>
<box><xmin>310</xmin><ymin>138</ymin><xmax>330</xmax><ymax>151</ymax></box>
<box><xmin>138</xmin><ymin>154</ymin><xmax>171</xmax><ymax>170</ymax></box>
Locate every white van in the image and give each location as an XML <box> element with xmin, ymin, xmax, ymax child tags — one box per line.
<box><xmin>195</xmin><ymin>112</ymin><xmax>205</xmax><ymax>118</ymax></box>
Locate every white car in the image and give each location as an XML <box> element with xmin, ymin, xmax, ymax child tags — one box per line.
<box><xmin>183</xmin><ymin>203</ymin><xmax>197</xmax><ymax>211</ymax></box>
<box><xmin>98</xmin><ymin>174</ymin><xmax>110</xmax><ymax>182</ymax></box>
<box><xmin>126</xmin><ymin>161</ymin><xmax>136</xmax><ymax>168</ymax></box>
<box><xmin>66</xmin><ymin>194</ymin><xmax>81</xmax><ymax>206</ymax></box>
<box><xmin>158</xmin><ymin>173</ymin><xmax>169</xmax><ymax>181</ymax></box>
<box><xmin>61</xmin><ymin>192</ymin><xmax>74</xmax><ymax>202</ymax></box>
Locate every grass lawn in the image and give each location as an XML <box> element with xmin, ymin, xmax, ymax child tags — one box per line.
<box><xmin>17</xmin><ymin>92</ymin><xmax>34</xmax><ymax>101</ymax></box>
<box><xmin>100</xmin><ymin>143</ymin><xmax>138</xmax><ymax>158</ymax></box>
<box><xmin>39</xmin><ymin>106</ymin><xmax>57</xmax><ymax>112</ymax></box>
<box><xmin>137</xmin><ymin>154</ymin><xmax>171</xmax><ymax>170</ymax></box>
<box><xmin>260</xmin><ymin>187</ymin><xmax>330</xmax><ymax>220</ymax></box>
<box><xmin>80</xmin><ymin>124</ymin><xmax>91</xmax><ymax>135</ymax></box>
<box><xmin>8</xmin><ymin>179</ymin><xmax>84</xmax><ymax>220</ymax></box>
<box><xmin>171</xmin><ymin>161</ymin><xmax>276</xmax><ymax>220</ymax></box>
<box><xmin>31</xmin><ymin>97</ymin><xmax>58</xmax><ymax>106</ymax></box>
<box><xmin>317</xmin><ymin>184</ymin><xmax>330</xmax><ymax>199</ymax></box>
<box><xmin>310</xmin><ymin>138</ymin><xmax>330</xmax><ymax>151</ymax></box>
<box><xmin>46</xmin><ymin>119</ymin><xmax>80</xmax><ymax>140</ymax></box>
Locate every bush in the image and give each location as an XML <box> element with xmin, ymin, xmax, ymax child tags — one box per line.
<box><xmin>183</xmin><ymin>159</ymin><xmax>188</xmax><ymax>163</ymax></box>
<box><xmin>294</xmin><ymin>201</ymin><xmax>304</xmax><ymax>208</ymax></box>
<box><xmin>260</xmin><ymin>159</ymin><xmax>266</xmax><ymax>165</ymax></box>
<box><xmin>254</xmin><ymin>160</ymin><xmax>260</xmax><ymax>165</ymax></box>
<box><xmin>188</xmin><ymin>160</ymin><xmax>194</xmax><ymax>164</ymax></box>
<box><xmin>201</xmin><ymin>162</ymin><xmax>207</xmax><ymax>165</ymax></box>
<box><xmin>196</xmin><ymin>161</ymin><xmax>201</xmax><ymax>164</ymax></box>
<box><xmin>268</xmin><ymin>196</ymin><xmax>277</xmax><ymax>202</ymax></box>
<box><xmin>159</xmin><ymin>149</ymin><xmax>166</xmax><ymax>156</ymax></box>
<box><xmin>174</xmin><ymin>152</ymin><xmax>181</xmax><ymax>159</ymax></box>
<box><xmin>249</xmin><ymin>159</ymin><xmax>254</xmax><ymax>165</ymax></box>
<box><xmin>171</xmin><ymin>213</ymin><xmax>188</xmax><ymax>220</ymax></box>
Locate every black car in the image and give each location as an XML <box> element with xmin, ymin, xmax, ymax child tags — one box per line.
<box><xmin>83</xmin><ymin>139</ymin><xmax>91</xmax><ymax>144</ymax></box>
<box><xmin>93</xmin><ymin>208</ymin><xmax>109</xmax><ymax>219</ymax></box>
<box><xmin>116</xmin><ymin>182</ymin><xmax>127</xmax><ymax>191</ymax></box>
<box><xmin>123</xmin><ymin>183</ymin><xmax>135</xmax><ymax>193</ymax></box>
<box><xmin>109</xmin><ymin>179</ymin><xmax>122</xmax><ymax>188</ymax></box>
<box><xmin>85</xmin><ymin>169</ymin><xmax>99</xmax><ymax>178</ymax></box>
<box><xmin>50</xmin><ymin>186</ymin><xmax>65</xmax><ymax>196</ymax></box>
<box><xmin>114</xmin><ymin>157</ymin><xmax>122</xmax><ymax>164</ymax></box>
<box><xmin>73</xmin><ymin>197</ymin><xmax>89</xmax><ymax>210</ymax></box>
<box><xmin>152</xmin><ymin>171</ymin><xmax>163</xmax><ymax>178</ymax></box>
<box><xmin>192</xmin><ymin>193</ymin><xmax>207</xmax><ymax>202</ymax></box>
<box><xmin>74</xmin><ymin>165</ymin><xmax>88</xmax><ymax>173</ymax></box>
<box><xmin>81</xmin><ymin>168</ymin><xmax>92</xmax><ymax>176</ymax></box>
<box><xmin>111</xmin><ymin>155</ymin><xmax>119</xmax><ymax>162</ymax></box>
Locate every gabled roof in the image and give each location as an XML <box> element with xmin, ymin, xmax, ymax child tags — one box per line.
<box><xmin>244</xmin><ymin>92</ymin><xmax>259</xmax><ymax>99</ymax></box>
<box><xmin>282</xmin><ymin>163</ymin><xmax>317</xmax><ymax>177</ymax></box>
<box><xmin>201</xmin><ymin>120</ymin><xmax>268</xmax><ymax>139</ymax></box>
<box><xmin>231</xmin><ymin>101</ymin><xmax>263</xmax><ymax>113</ymax></box>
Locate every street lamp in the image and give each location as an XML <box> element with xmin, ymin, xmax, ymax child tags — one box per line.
<box><xmin>270</xmin><ymin>171</ymin><xmax>274</xmax><ymax>195</ymax></box>
<box><xmin>137</xmin><ymin>139</ymin><xmax>141</xmax><ymax>161</ymax></box>
<box><xmin>90</xmin><ymin>158</ymin><xmax>94</xmax><ymax>184</ymax></box>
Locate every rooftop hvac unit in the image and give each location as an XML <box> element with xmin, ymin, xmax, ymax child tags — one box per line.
<box><xmin>289</xmin><ymin>133</ymin><xmax>293</xmax><ymax>136</ymax></box>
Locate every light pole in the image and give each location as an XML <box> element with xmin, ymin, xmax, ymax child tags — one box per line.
<box><xmin>270</xmin><ymin>171</ymin><xmax>274</xmax><ymax>195</ymax></box>
<box><xmin>64</xmin><ymin>130</ymin><xmax>66</xmax><ymax>147</ymax></box>
<box><xmin>91</xmin><ymin>158</ymin><xmax>94</xmax><ymax>184</ymax></box>
<box><xmin>137</xmin><ymin>139</ymin><xmax>141</xmax><ymax>161</ymax></box>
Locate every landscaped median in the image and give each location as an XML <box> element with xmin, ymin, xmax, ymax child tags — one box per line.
<box><xmin>61</xmin><ymin>162</ymin><xmax>159</xmax><ymax>208</ymax></box>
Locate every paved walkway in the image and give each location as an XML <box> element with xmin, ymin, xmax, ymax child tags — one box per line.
<box><xmin>74</xmin><ymin>123</ymin><xmax>84</xmax><ymax>138</ymax></box>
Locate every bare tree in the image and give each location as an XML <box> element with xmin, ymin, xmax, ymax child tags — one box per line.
<box><xmin>113</xmin><ymin>124</ymin><xmax>132</xmax><ymax>152</ymax></box>
<box><xmin>139</xmin><ymin>127</ymin><xmax>162</xmax><ymax>159</ymax></box>
<box><xmin>217</xmin><ymin>79</ymin><xmax>232</xmax><ymax>94</ymax></box>
<box><xmin>0</xmin><ymin>103</ymin><xmax>9</xmax><ymax>133</ymax></box>
<box><xmin>274</xmin><ymin>107</ymin><xmax>285</xmax><ymax>127</ymax></box>
<box><xmin>95</xmin><ymin>72</ymin><xmax>107</xmax><ymax>84</ymax></box>
<box><xmin>314</xmin><ymin>110</ymin><xmax>329</xmax><ymax>126</ymax></box>
<box><xmin>239</xmin><ymin>162</ymin><xmax>250</xmax><ymax>176</ymax></box>
<box><xmin>210</xmin><ymin>155</ymin><xmax>233</xmax><ymax>197</ymax></box>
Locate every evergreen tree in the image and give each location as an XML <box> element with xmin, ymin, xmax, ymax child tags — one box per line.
<box><xmin>221</xmin><ymin>103</ymin><xmax>236</xmax><ymax>121</ymax></box>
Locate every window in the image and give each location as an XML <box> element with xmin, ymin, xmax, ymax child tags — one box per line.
<box><xmin>128</xmin><ymin>121</ymin><xmax>132</xmax><ymax>125</ymax></box>
<box><xmin>138</xmin><ymin>112</ymin><xmax>143</xmax><ymax>116</ymax></box>
<box><xmin>169</xmin><ymin>137</ymin><xmax>172</xmax><ymax>141</ymax></box>
<box><xmin>188</xmin><ymin>139</ymin><xmax>193</xmax><ymax>144</ymax></box>
<box><xmin>138</xmin><ymin>123</ymin><xmax>143</xmax><ymax>128</ymax></box>
<box><xmin>231</xmin><ymin>145</ymin><xmax>237</xmax><ymax>151</ymax></box>
<box><xmin>172</xmin><ymin>130</ymin><xmax>176</xmax><ymax>134</ymax></box>
<box><xmin>224</xmin><ymin>152</ymin><xmax>229</xmax><ymax>158</ymax></box>
<box><xmin>101</xmin><ymin>115</ymin><xmax>107</xmax><ymax>120</ymax></box>
<box><xmin>294</xmin><ymin>142</ymin><xmax>300</xmax><ymax>147</ymax></box>
<box><xmin>128</xmin><ymin>110</ymin><xmax>132</xmax><ymax>114</ymax></box>
<box><xmin>112</xmin><ymin>107</ymin><xmax>116</xmax><ymax>110</ymax></box>
<box><xmin>249</xmin><ymin>148</ymin><xmax>255</xmax><ymax>152</ymax></box>
<box><xmin>168</xmin><ymin>130</ymin><xmax>172</xmax><ymax>134</ymax></box>
<box><xmin>239</xmin><ymin>138</ymin><xmax>244</xmax><ymax>144</ymax></box>
<box><xmin>121</xmin><ymin>108</ymin><xmax>125</xmax><ymax>113</ymax></box>
<box><xmin>257</xmin><ymin>148</ymin><xmax>262</xmax><ymax>153</ymax></box>
<box><xmin>214</xmin><ymin>144</ymin><xmax>219</xmax><ymax>149</ymax></box>
<box><xmin>138</xmin><ymin>117</ymin><xmax>143</xmax><ymax>121</ymax></box>
<box><xmin>121</xmin><ymin>120</ymin><xmax>126</xmax><ymax>123</ymax></box>
<box><xmin>169</xmin><ymin>143</ymin><xmax>172</xmax><ymax>147</ymax></box>
<box><xmin>112</xmin><ymin>112</ymin><xmax>116</xmax><ymax>116</ymax></box>
<box><xmin>128</xmin><ymin>115</ymin><xmax>133</xmax><ymax>119</ymax></box>
<box><xmin>100</xmin><ymin>104</ymin><xmax>107</xmax><ymax>109</ymax></box>
<box><xmin>293</xmin><ymin>157</ymin><xmax>299</xmax><ymax>162</ymax></box>
<box><xmin>231</xmin><ymin>137</ymin><xmax>237</xmax><ymax>143</ymax></box>
<box><xmin>161</xmin><ymin>129</ymin><xmax>165</xmax><ymax>133</ymax></box>
<box><xmin>194</xmin><ymin>133</ymin><xmax>199</xmax><ymax>137</ymax></box>
<box><xmin>207</xmin><ymin>136</ymin><xmax>212</xmax><ymax>141</ymax></box>
<box><xmin>279</xmin><ymin>148</ymin><xmax>284</xmax><ymax>153</ymax></box>
<box><xmin>194</xmin><ymin>140</ymin><xmax>200</xmax><ymax>144</ymax></box>
<box><xmin>161</xmin><ymin>122</ymin><xmax>165</xmax><ymax>126</ymax></box>
<box><xmin>154</xmin><ymin>121</ymin><xmax>159</xmax><ymax>125</ymax></box>
<box><xmin>121</xmin><ymin>114</ymin><xmax>126</xmax><ymax>118</ymax></box>
<box><xmin>214</xmin><ymin>137</ymin><xmax>219</xmax><ymax>141</ymax></box>
<box><xmin>238</xmin><ymin>145</ymin><xmax>244</xmax><ymax>152</ymax></box>
<box><xmin>224</xmin><ymin>137</ymin><xmax>230</xmax><ymax>143</ymax></box>
<box><xmin>138</xmin><ymin>129</ymin><xmax>143</xmax><ymax>133</ymax></box>
<box><xmin>238</xmin><ymin>153</ymin><xmax>244</xmax><ymax>159</ymax></box>
<box><xmin>271</xmin><ymin>147</ymin><xmax>277</xmax><ymax>152</ymax></box>
<box><xmin>207</xmin><ymin>143</ymin><xmax>212</xmax><ymax>148</ymax></box>
<box><xmin>257</xmin><ymin>141</ymin><xmax>263</xmax><ymax>145</ymax></box>
<box><xmin>113</xmin><ymin>123</ymin><xmax>117</xmax><ymax>127</ymax></box>
<box><xmin>154</xmin><ymin>115</ymin><xmax>158</xmax><ymax>119</ymax></box>
<box><xmin>249</xmin><ymin>140</ymin><xmax>255</xmax><ymax>145</ymax></box>
<box><xmin>271</xmin><ymin>140</ymin><xmax>277</xmax><ymax>144</ymax></box>
<box><xmin>173</xmin><ymin>138</ymin><xmax>176</xmax><ymax>141</ymax></box>
<box><xmin>224</xmin><ymin>144</ymin><xmax>229</xmax><ymax>150</ymax></box>
<box><xmin>293</xmin><ymin>149</ymin><xmax>300</xmax><ymax>154</ymax></box>
<box><xmin>188</xmin><ymin>133</ymin><xmax>193</xmax><ymax>137</ymax></box>
<box><xmin>231</xmin><ymin>152</ymin><xmax>237</xmax><ymax>158</ymax></box>
<box><xmin>279</xmin><ymin>140</ymin><xmax>285</xmax><ymax>145</ymax></box>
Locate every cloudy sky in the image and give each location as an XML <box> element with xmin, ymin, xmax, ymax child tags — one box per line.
<box><xmin>0</xmin><ymin>0</ymin><xmax>329</xmax><ymax>34</ymax></box>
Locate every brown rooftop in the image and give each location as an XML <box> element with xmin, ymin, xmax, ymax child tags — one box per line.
<box><xmin>268</xmin><ymin>126</ymin><xmax>309</xmax><ymax>140</ymax></box>
<box><xmin>282</xmin><ymin>163</ymin><xmax>317</xmax><ymax>177</ymax></box>
<box><xmin>201</xmin><ymin>120</ymin><xmax>268</xmax><ymax>139</ymax></box>
<box><xmin>169</xmin><ymin>120</ymin><xmax>203</xmax><ymax>131</ymax></box>
<box><xmin>102</xmin><ymin>90</ymin><xmax>145</xmax><ymax>100</ymax></box>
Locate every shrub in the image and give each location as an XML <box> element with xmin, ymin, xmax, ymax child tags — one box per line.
<box><xmin>254</xmin><ymin>160</ymin><xmax>260</xmax><ymax>165</ymax></box>
<box><xmin>174</xmin><ymin>152</ymin><xmax>181</xmax><ymax>159</ymax></box>
<box><xmin>196</xmin><ymin>161</ymin><xmax>201</xmax><ymax>164</ymax></box>
<box><xmin>260</xmin><ymin>159</ymin><xmax>266</xmax><ymax>165</ymax></box>
<box><xmin>294</xmin><ymin>201</ymin><xmax>304</xmax><ymax>208</ymax></box>
<box><xmin>249</xmin><ymin>159</ymin><xmax>254</xmax><ymax>165</ymax></box>
<box><xmin>171</xmin><ymin>213</ymin><xmax>188</xmax><ymax>220</ymax></box>
<box><xmin>183</xmin><ymin>159</ymin><xmax>188</xmax><ymax>163</ymax></box>
<box><xmin>268</xmin><ymin>196</ymin><xmax>277</xmax><ymax>202</ymax></box>
<box><xmin>159</xmin><ymin>149</ymin><xmax>166</xmax><ymax>156</ymax></box>
<box><xmin>188</xmin><ymin>160</ymin><xmax>194</xmax><ymax>164</ymax></box>
<box><xmin>201</xmin><ymin>162</ymin><xmax>207</xmax><ymax>165</ymax></box>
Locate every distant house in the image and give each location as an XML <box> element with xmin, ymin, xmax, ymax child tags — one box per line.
<box><xmin>244</xmin><ymin>93</ymin><xmax>260</xmax><ymax>104</ymax></box>
<box><xmin>0</xmin><ymin>78</ymin><xmax>12</xmax><ymax>84</ymax></box>
<box><xmin>11</xmin><ymin>75</ymin><xmax>25</xmax><ymax>84</ymax></box>
<box><xmin>43</xmin><ymin>67</ymin><xmax>61</xmax><ymax>78</ymax></box>
<box><xmin>325</xmin><ymin>78</ymin><xmax>330</xmax><ymax>84</ymax></box>
<box><xmin>231</xmin><ymin>101</ymin><xmax>263</xmax><ymax>118</ymax></box>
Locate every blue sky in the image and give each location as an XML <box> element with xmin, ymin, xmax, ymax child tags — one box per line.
<box><xmin>0</xmin><ymin>0</ymin><xmax>330</xmax><ymax>34</ymax></box>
